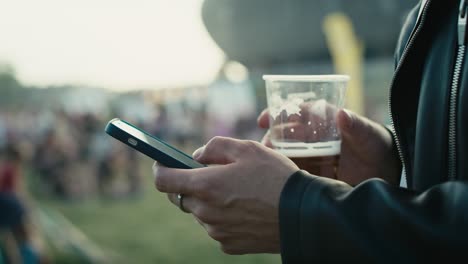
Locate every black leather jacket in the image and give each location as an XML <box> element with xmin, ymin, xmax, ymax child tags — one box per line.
<box><xmin>279</xmin><ymin>0</ymin><xmax>468</xmax><ymax>262</ymax></box>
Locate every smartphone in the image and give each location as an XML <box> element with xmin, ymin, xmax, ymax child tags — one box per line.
<box><xmin>105</xmin><ymin>118</ymin><xmax>205</xmax><ymax>169</ymax></box>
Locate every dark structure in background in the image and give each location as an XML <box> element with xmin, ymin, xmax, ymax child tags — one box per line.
<box><xmin>201</xmin><ymin>0</ymin><xmax>419</xmax><ymax>122</ymax></box>
<box><xmin>202</xmin><ymin>0</ymin><xmax>418</xmax><ymax>66</ymax></box>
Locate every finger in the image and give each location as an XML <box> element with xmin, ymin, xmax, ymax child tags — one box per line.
<box><xmin>157</xmin><ymin>160</ymin><xmax>237</xmax><ymax>199</ymax></box>
<box><xmin>167</xmin><ymin>193</ymin><xmax>197</xmax><ymax>214</ymax></box>
<box><xmin>193</xmin><ymin>136</ymin><xmax>246</xmax><ymax>165</ymax></box>
<box><xmin>260</xmin><ymin>130</ymin><xmax>274</xmax><ymax>148</ymax></box>
<box><xmin>336</xmin><ymin>109</ymin><xmax>353</xmax><ymax>134</ymax></box>
<box><xmin>337</xmin><ymin>109</ymin><xmax>375</xmax><ymax>146</ymax></box>
<box><xmin>257</xmin><ymin>109</ymin><xmax>270</xmax><ymax>129</ymax></box>
<box><xmin>166</xmin><ymin>194</ymin><xmax>225</xmax><ymax>226</ymax></box>
<box><xmin>167</xmin><ymin>193</ymin><xmax>178</xmax><ymax>206</ymax></box>
<box><xmin>154</xmin><ymin>165</ymin><xmax>199</xmax><ymax>195</ymax></box>
<box><xmin>152</xmin><ymin>161</ymin><xmax>161</xmax><ymax>180</ymax></box>
<box><xmin>192</xmin><ymin>215</ymin><xmax>206</xmax><ymax>228</ymax></box>
<box><xmin>269</xmin><ymin>121</ymin><xmax>309</xmax><ymax>142</ymax></box>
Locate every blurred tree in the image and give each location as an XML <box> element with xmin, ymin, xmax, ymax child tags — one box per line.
<box><xmin>0</xmin><ymin>64</ymin><xmax>24</xmax><ymax>108</ymax></box>
<box><xmin>0</xmin><ymin>64</ymin><xmax>20</xmax><ymax>90</ymax></box>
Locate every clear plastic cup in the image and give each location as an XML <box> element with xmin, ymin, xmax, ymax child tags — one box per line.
<box><xmin>263</xmin><ymin>75</ymin><xmax>349</xmax><ymax>178</ymax></box>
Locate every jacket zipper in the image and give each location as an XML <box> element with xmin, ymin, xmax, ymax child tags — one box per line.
<box><xmin>448</xmin><ymin>0</ymin><xmax>467</xmax><ymax>180</ymax></box>
<box><xmin>389</xmin><ymin>0</ymin><xmax>431</xmax><ymax>188</ymax></box>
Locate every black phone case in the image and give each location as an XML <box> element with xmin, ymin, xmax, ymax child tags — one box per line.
<box><xmin>105</xmin><ymin>119</ymin><xmax>203</xmax><ymax>169</ymax></box>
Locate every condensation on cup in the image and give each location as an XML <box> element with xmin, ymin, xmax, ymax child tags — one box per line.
<box><xmin>263</xmin><ymin>75</ymin><xmax>349</xmax><ymax>179</ymax></box>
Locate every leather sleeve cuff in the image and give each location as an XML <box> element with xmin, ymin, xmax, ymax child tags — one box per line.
<box><xmin>279</xmin><ymin>170</ymin><xmax>320</xmax><ymax>263</ymax></box>
<box><xmin>279</xmin><ymin>170</ymin><xmax>352</xmax><ymax>263</ymax></box>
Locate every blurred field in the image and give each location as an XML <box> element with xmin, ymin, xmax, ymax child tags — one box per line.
<box><xmin>32</xmin><ymin>157</ymin><xmax>281</xmax><ymax>264</ymax></box>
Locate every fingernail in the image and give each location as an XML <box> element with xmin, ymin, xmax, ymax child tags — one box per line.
<box><xmin>152</xmin><ymin>162</ymin><xmax>159</xmax><ymax>180</ymax></box>
<box><xmin>342</xmin><ymin>109</ymin><xmax>353</xmax><ymax>130</ymax></box>
<box><xmin>192</xmin><ymin>146</ymin><xmax>205</xmax><ymax>160</ymax></box>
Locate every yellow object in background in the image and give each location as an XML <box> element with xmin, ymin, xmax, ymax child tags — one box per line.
<box><xmin>323</xmin><ymin>13</ymin><xmax>365</xmax><ymax>115</ymax></box>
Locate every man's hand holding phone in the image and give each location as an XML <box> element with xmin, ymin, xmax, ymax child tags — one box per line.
<box><xmin>153</xmin><ymin>136</ymin><xmax>299</xmax><ymax>254</ymax></box>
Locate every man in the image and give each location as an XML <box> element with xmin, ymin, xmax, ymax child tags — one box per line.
<box><xmin>153</xmin><ymin>0</ymin><xmax>468</xmax><ymax>262</ymax></box>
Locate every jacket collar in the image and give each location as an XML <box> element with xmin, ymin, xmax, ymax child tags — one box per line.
<box><xmin>417</xmin><ymin>0</ymin><xmax>429</xmax><ymax>23</ymax></box>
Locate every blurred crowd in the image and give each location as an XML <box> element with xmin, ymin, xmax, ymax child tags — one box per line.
<box><xmin>0</xmin><ymin>109</ymin><xmax>143</xmax><ymax>201</ymax></box>
<box><xmin>0</xmin><ymin>85</ymin><xmax>260</xmax><ymax>262</ymax></box>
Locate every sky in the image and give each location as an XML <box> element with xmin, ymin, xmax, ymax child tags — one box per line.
<box><xmin>0</xmin><ymin>0</ymin><xmax>225</xmax><ymax>91</ymax></box>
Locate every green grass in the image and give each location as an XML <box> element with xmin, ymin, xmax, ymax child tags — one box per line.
<box><xmin>32</xmin><ymin>159</ymin><xmax>281</xmax><ymax>264</ymax></box>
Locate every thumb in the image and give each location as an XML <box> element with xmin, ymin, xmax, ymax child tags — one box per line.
<box><xmin>257</xmin><ymin>109</ymin><xmax>270</xmax><ymax>129</ymax></box>
<box><xmin>337</xmin><ymin>109</ymin><xmax>374</xmax><ymax>145</ymax></box>
<box><xmin>192</xmin><ymin>137</ymin><xmax>242</xmax><ymax>165</ymax></box>
<box><xmin>260</xmin><ymin>130</ymin><xmax>274</xmax><ymax>148</ymax></box>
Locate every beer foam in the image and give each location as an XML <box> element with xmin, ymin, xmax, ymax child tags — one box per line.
<box><xmin>269</xmin><ymin>93</ymin><xmax>304</xmax><ymax>118</ymax></box>
<box><xmin>272</xmin><ymin>140</ymin><xmax>341</xmax><ymax>157</ymax></box>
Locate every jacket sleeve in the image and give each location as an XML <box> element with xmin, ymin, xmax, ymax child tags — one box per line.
<box><xmin>279</xmin><ymin>170</ymin><xmax>468</xmax><ymax>263</ymax></box>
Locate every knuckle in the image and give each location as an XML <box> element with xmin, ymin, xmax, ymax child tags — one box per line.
<box><xmin>242</xmin><ymin>140</ymin><xmax>262</xmax><ymax>153</ymax></box>
<box><xmin>220</xmin><ymin>244</ymin><xmax>239</xmax><ymax>255</ymax></box>
<box><xmin>205</xmin><ymin>136</ymin><xmax>226</xmax><ymax>151</ymax></box>
<box><xmin>166</xmin><ymin>193</ymin><xmax>178</xmax><ymax>206</ymax></box>
<box><xmin>193</xmin><ymin>206</ymin><xmax>209</xmax><ymax>221</ymax></box>
<box><xmin>192</xmin><ymin>177</ymin><xmax>207</xmax><ymax>192</ymax></box>
<box><xmin>192</xmin><ymin>178</ymin><xmax>213</xmax><ymax>199</ymax></box>
<box><xmin>199</xmin><ymin>188</ymin><xmax>215</xmax><ymax>201</ymax></box>
<box><xmin>152</xmin><ymin>161</ymin><xmax>159</xmax><ymax>173</ymax></box>
<box><xmin>194</xmin><ymin>207</ymin><xmax>217</xmax><ymax>225</ymax></box>
<box><xmin>154</xmin><ymin>178</ymin><xmax>165</xmax><ymax>192</ymax></box>
<box><xmin>210</xmin><ymin>136</ymin><xmax>226</xmax><ymax>144</ymax></box>
<box><xmin>206</xmin><ymin>226</ymin><xmax>226</xmax><ymax>242</ymax></box>
<box><xmin>154</xmin><ymin>170</ymin><xmax>168</xmax><ymax>192</ymax></box>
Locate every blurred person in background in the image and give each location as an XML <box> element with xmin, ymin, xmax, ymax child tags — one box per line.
<box><xmin>153</xmin><ymin>0</ymin><xmax>468</xmax><ymax>262</ymax></box>
<box><xmin>0</xmin><ymin>145</ymin><xmax>23</xmax><ymax>195</ymax></box>
<box><xmin>33</xmin><ymin>130</ymin><xmax>71</xmax><ymax>198</ymax></box>
<box><xmin>97</xmin><ymin>141</ymin><xmax>142</xmax><ymax>199</ymax></box>
<box><xmin>0</xmin><ymin>192</ymin><xmax>25</xmax><ymax>264</ymax></box>
<box><xmin>0</xmin><ymin>115</ymin><xmax>7</xmax><ymax>150</ymax></box>
<box><xmin>0</xmin><ymin>145</ymin><xmax>47</xmax><ymax>263</ymax></box>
